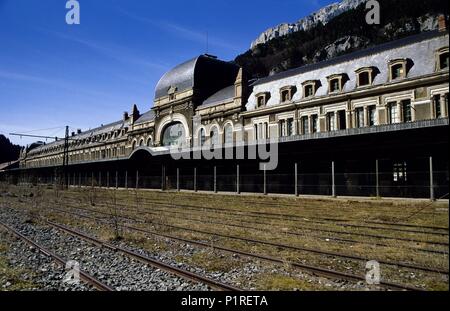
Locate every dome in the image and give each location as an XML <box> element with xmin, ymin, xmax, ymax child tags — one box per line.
<box><xmin>154</xmin><ymin>55</ymin><xmax>239</xmax><ymax>101</ymax></box>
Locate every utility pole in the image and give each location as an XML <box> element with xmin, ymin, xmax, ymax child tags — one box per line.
<box><xmin>62</xmin><ymin>126</ymin><xmax>69</xmax><ymax>189</ymax></box>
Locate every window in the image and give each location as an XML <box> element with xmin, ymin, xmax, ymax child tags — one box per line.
<box><xmin>279</xmin><ymin>120</ymin><xmax>285</xmax><ymax>137</ymax></box>
<box><xmin>387</xmin><ymin>102</ymin><xmax>398</xmax><ymax>124</ymax></box>
<box><xmin>389</xmin><ymin>59</ymin><xmax>410</xmax><ymax>81</ymax></box>
<box><xmin>224</xmin><ymin>124</ymin><xmax>233</xmax><ymax>145</ymax></box>
<box><xmin>281</xmin><ymin>90</ymin><xmax>290</xmax><ymax>102</ymax></box>
<box><xmin>434</xmin><ymin>95</ymin><xmax>442</xmax><ymax>118</ymax></box>
<box><xmin>302</xmin><ymin>80</ymin><xmax>319</xmax><ymax>98</ymax></box>
<box><xmin>304</xmin><ymin>85</ymin><xmax>314</xmax><ymax>98</ymax></box>
<box><xmin>311</xmin><ymin>115</ymin><xmax>318</xmax><ymax>133</ymax></box>
<box><xmin>338</xmin><ymin>110</ymin><xmax>346</xmax><ymax>130</ymax></box>
<box><xmin>393</xmin><ymin>162</ymin><xmax>407</xmax><ymax>182</ymax></box>
<box><xmin>301</xmin><ymin>116</ymin><xmax>309</xmax><ymax>134</ymax></box>
<box><xmin>402</xmin><ymin>100</ymin><xmax>412</xmax><ymax>122</ymax></box>
<box><xmin>368</xmin><ymin>106</ymin><xmax>377</xmax><ymax>126</ymax></box>
<box><xmin>355</xmin><ymin>107</ymin><xmax>364</xmax><ymax>128</ymax></box>
<box><xmin>210</xmin><ymin>127</ymin><xmax>219</xmax><ymax>146</ymax></box>
<box><xmin>257</xmin><ymin>96</ymin><xmax>265</xmax><ymax>107</ymax></box>
<box><xmin>286</xmin><ymin>118</ymin><xmax>293</xmax><ymax>136</ymax></box>
<box><xmin>162</xmin><ymin>122</ymin><xmax>186</xmax><ymax>147</ymax></box>
<box><xmin>327</xmin><ymin>112</ymin><xmax>336</xmax><ymax>131</ymax></box>
<box><xmin>256</xmin><ymin>122</ymin><xmax>269</xmax><ymax>140</ymax></box>
<box><xmin>437</xmin><ymin>48</ymin><xmax>449</xmax><ymax>70</ymax></box>
<box><xmin>330</xmin><ymin>79</ymin><xmax>341</xmax><ymax>93</ymax></box>
<box><xmin>358</xmin><ymin>71</ymin><xmax>370</xmax><ymax>87</ymax></box>
<box><xmin>199</xmin><ymin>128</ymin><xmax>206</xmax><ymax>146</ymax></box>
<box><xmin>256</xmin><ymin>92</ymin><xmax>270</xmax><ymax>108</ymax></box>
<box><xmin>391</xmin><ymin>64</ymin><xmax>403</xmax><ymax>80</ymax></box>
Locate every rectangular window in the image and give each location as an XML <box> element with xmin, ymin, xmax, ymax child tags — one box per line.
<box><xmin>368</xmin><ymin>106</ymin><xmax>376</xmax><ymax>126</ymax></box>
<box><xmin>279</xmin><ymin>120</ymin><xmax>286</xmax><ymax>137</ymax></box>
<box><xmin>287</xmin><ymin>118</ymin><xmax>294</xmax><ymax>136</ymax></box>
<box><xmin>305</xmin><ymin>85</ymin><xmax>314</xmax><ymax>98</ymax></box>
<box><xmin>281</xmin><ymin>90</ymin><xmax>290</xmax><ymax>103</ymax></box>
<box><xmin>440</xmin><ymin>52</ymin><xmax>449</xmax><ymax>70</ymax></box>
<box><xmin>434</xmin><ymin>95</ymin><xmax>442</xmax><ymax>118</ymax></box>
<box><xmin>388</xmin><ymin>102</ymin><xmax>398</xmax><ymax>124</ymax></box>
<box><xmin>402</xmin><ymin>100</ymin><xmax>412</xmax><ymax>122</ymax></box>
<box><xmin>327</xmin><ymin>112</ymin><xmax>336</xmax><ymax>131</ymax></box>
<box><xmin>393</xmin><ymin>162</ymin><xmax>408</xmax><ymax>182</ymax></box>
<box><xmin>301</xmin><ymin>116</ymin><xmax>309</xmax><ymax>135</ymax></box>
<box><xmin>311</xmin><ymin>115</ymin><xmax>318</xmax><ymax>133</ymax></box>
<box><xmin>257</xmin><ymin>96</ymin><xmax>265</xmax><ymax>108</ymax></box>
<box><xmin>355</xmin><ymin>107</ymin><xmax>364</xmax><ymax>128</ymax></box>
<box><xmin>358</xmin><ymin>71</ymin><xmax>371</xmax><ymax>87</ymax></box>
<box><xmin>330</xmin><ymin>79</ymin><xmax>340</xmax><ymax>93</ymax></box>
<box><xmin>391</xmin><ymin>64</ymin><xmax>404</xmax><ymax>80</ymax></box>
<box><xmin>338</xmin><ymin>110</ymin><xmax>346</xmax><ymax>130</ymax></box>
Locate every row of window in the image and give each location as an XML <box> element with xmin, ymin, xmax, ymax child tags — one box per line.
<box><xmin>198</xmin><ymin>124</ymin><xmax>234</xmax><ymax>147</ymax></box>
<box><xmin>271</xmin><ymin>94</ymin><xmax>448</xmax><ymax>139</ymax></box>
<box><xmin>256</xmin><ymin>48</ymin><xmax>449</xmax><ymax>107</ymax></box>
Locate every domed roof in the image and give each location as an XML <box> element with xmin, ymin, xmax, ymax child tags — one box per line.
<box><xmin>154</xmin><ymin>55</ymin><xmax>239</xmax><ymax>100</ymax></box>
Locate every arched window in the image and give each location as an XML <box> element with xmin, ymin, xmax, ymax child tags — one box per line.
<box><xmin>139</xmin><ymin>139</ymin><xmax>144</xmax><ymax>147</ymax></box>
<box><xmin>198</xmin><ymin>128</ymin><xmax>206</xmax><ymax>146</ymax></box>
<box><xmin>132</xmin><ymin>140</ymin><xmax>137</xmax><ymax>150</ymax></box>
<box><xmin>224</xmin><ymin>124</ymin><xmax>233</xmax><ymax>145</ymax></box>
<box><xmin>210</xmin><ymin>127</ymin><xmax>219</xmax><ymax>147</ymax></box>
<box><xmin>162</xmin><ymin>122</ymin><xmax>186</xmax><ymax>147</ymax></box>
<box><xmin>146</xmin><ymin>137</ymin><xmax>152</xmax><ymax>147</ymax></box>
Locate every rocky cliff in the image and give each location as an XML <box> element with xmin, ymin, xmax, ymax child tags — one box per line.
<box><xmin>251</xmin><ymin>0</ymin><xmax>367</xmax><ymax>49</ymax></box>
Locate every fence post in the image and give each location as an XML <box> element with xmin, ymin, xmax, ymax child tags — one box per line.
<box><xmin>430</xmin><ymin>156</ymin><xmax>435</xmax><ymax>201</ymax></box>
<box><xmin>115</xmin><ymin>171</ymin><xmax>118</xmax><ymax>189</ymax></box>
<box><xmin>125</xmin><ymin>171</ymin><xmax>128</xmax><ymax>189</ymax></box>
<box><xmin>263</xmin><ymin>164</ymin><xmax>267</xmax><ymax>195</ymax></box>
<box><xmin>194</xmin><ymin>167</ymin><xmax>197</xmax><ymax>192</ymax></box>
<box><xmin>136</xmin><ymin>170</ymin><xmax>139</xmax><ymax>190</ymax></box>
<box><xmin>91</xmin><ymin>172</ymin><xmax>94</xmax><ymax>187</ymax></box>
<box><xmin>78</xmin><ymin>173</ymin><xmax>81</xmax><ymax>188</ymax></box>
<box><xmin>295</xmin><ymin>162</ymin><xmax>298</xmax><ymax>197</ymax></box>
<box><xmin>99</xmin><ymin>171</ymin><xmax>102</xmax><ymax>188</ymax></box>
<box><xmin>177</xmin><ymin>168</ymin><xmax>180</xmax><ymax>192</ymax></box>
<box><xmin>161</xmin><ymin>165</ymin><xmax>165</xmax><ymax>191</ymax></box>
<box><xmin>375</xmin><ymin>159</ymin><xmax>380</xmax><ymax>198</ymax></box>
<box><xmin>332</xmin><ymin>161</ymin><xmax>336</xmax><ymax>198</ymax></box>
<box><xmin>214</xmin><ymin>166</ymin><xmax>217</xmax><ymax>193</ymax></box>
<box><xmin>236</xmin><ymin>164</ymin><xmax>240</xmax><ymax>195</ymax></box>
<box><xmin>107</xmin><ymin>171</ymin><xmax>110</xmax><ymax>188</ymax></box>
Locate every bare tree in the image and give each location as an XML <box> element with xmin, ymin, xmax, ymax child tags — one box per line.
<box><xmin>107</xmin><ymin>189</ymin><xmax>123</xmax><ymax>241</ymax></box>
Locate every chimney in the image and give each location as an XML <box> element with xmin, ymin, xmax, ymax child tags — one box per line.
<box><xmin>123</xmin><ymin>111</ymin><xmax>129</xmax><ymax>121</ymax></box>
<box><xmin>71</xmin><ymin>132</ymin><xmax>75</xmax><ymax>137</ymax></box>
<box><xmin>77</xmin><ymin>129</ymin><xmax>82</xmax><ymax>134</ymax></box>
<box><xmin>439</xmin><ymin>14</ymin><xmax>447</xmax><ymax>32</ymax></box>
<box><xmin>130</xmin><ymin>104</ymin><xmax>140</xmax><ymax>124</ymax></box>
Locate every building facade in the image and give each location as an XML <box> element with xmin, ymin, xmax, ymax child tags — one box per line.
<box><xmin>5</xmin><ymin>29</ymin><xmax>449</xmax><ymax>199</ymax></box>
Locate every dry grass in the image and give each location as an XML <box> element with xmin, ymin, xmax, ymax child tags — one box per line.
<box><xmin>1</xmin><ymin>184</ymin><xmax>448</xmax><ymax>291</ymax></box>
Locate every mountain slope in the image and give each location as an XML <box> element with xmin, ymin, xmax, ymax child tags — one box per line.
<box><xmin>251</xmin><ymin>0</ymin><xmax>367</xmax><ymax>49</ymax></box>
<box><xmin>236</xmin><ymin>0</ymin><xmax>449</xmax><ymax>80</ymax></box>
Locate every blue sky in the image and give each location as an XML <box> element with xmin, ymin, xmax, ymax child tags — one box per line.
<box><xmin>0</xmin><ymin>0</ymin><xmax>335</xmax><ymax>146</ymax></box>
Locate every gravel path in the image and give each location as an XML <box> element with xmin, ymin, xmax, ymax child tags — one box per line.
<box><xmin>0</xmin><ymin>207</ymin><xmax>209</xmax><ymax>291</ymax></box>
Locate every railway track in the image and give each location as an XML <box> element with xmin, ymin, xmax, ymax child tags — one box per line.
<box><xmin>37</xmin><ymin>205</ymin><xmax>446</xmax><ymax>291</ymax></box>
<box><xmin>111</xmin><ymin>203</ymin><xmax>449</xmax><ymax>254</ymax></box>
<box><xmin>59</xmin><ymin>198</ymin><xmax>449</xmax><ymax>248</ymax></box>
<box><xmin>133</xmin><ymin>198</ymin><xmax>449</xmax><ymax>236</ymax></box>
<box><xmin>44</xmin><ymin>220</ymin><xmax>242</xmax><ymax>292</ymax></box>
<box><xmin>59</xmin><ymin>193</ymin><xmax>449</xmax><ymax>236</ymax></box>
<box><xmin>46</xmin><ymin>203</ymin><xmax>449</xmax><ymax>275</ymax></box>
<box><xmin>64</xmin><ymin>200</ymin><xmax>447</xmax><ymax>255</ymax></box>
<box><xmin>0</xmin><ymin>220</ymin><xmax>115</xmax><ymax>291</ymax></box>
